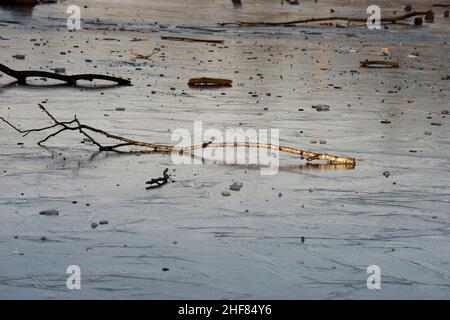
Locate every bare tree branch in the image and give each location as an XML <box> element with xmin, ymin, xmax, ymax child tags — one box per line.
<box><xmin>219</xmin><ymin>10</ymin><xmax>432</xmax><ymax>27</ymax></box>
<box><xmin>1</xmin><ymin>105</ymin><xmax>357</xmax><ymax>165</ymax></box>
<box><xmin>0</xmin><ymin>63</ymin><xmax>131</xmax><ymax>86</ymax></box>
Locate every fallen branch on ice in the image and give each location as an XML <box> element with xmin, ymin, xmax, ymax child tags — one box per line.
<box><xmin>359</xmin><ymin>60</ymin><xmax>400</xmax><ymax>68</ymax></box>
<box><xmin>218</xmin><ymin>10</ymin><xmax>433</xmax><ymax>27</ymax></box>
<box><xmin>0</xmin><ymin>63</ymin><xmax>131</xmax><ymax>86</ymax></box>
<box><xmin>0</xmin><ymin>104</ymin><xmax>357</xmax><ymax>165</ymax></box>
<box><xmin>146</xmin><ymin>168</ymin><xmax>171</xmax><ymax>189</ymax></box>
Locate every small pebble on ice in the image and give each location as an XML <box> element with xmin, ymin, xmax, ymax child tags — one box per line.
<box><xmin>51</xmin><ymin>68</ymin><xmax>66</xmax><ymax>74</ymax></box>
<box><xmin>39</xmin><ymin>209</ymin><xmax>59</xmax><ymax>216</ymax></box>
<box><xmin>312</xmin><ymin>104</ymin><xmax>330</xmax><ymax>112</ymax></box>
<box><xmin>229</xmin><ymin>182</ymin><xmax>243</xmax><ymax>191</ymax></box>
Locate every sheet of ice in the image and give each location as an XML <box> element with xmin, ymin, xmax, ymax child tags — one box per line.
<box><xmin>0</xmin><ymin>0</ymin><xmax>449</xmax><ymax>299</ymax></box>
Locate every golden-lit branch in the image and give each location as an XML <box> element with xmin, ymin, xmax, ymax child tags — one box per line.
<box><xmin>0</xmin><ymin>105</ymin><xmax>356</xmax><ymax>165</ymax></box>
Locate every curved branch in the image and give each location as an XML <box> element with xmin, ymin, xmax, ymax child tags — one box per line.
<box><xmin>0</xmin><ymin>63</ymin><xmax>131</xmax><ymax>86</ymax></box>
<box><xmin>1</xmin><ymin>105</ymin><xmax>357</xmax><ymax>166</ymax></box>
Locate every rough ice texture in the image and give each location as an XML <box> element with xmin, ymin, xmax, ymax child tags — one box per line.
<box><xmin>0</xmin><ymin>0</ymin><xmax>449</xmax><ymax>299</ymax></box>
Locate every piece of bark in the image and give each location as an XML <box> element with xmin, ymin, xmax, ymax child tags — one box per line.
<box><xmin>360</xmin><ymin>60</ymin><xmax>400</xmax><ymax>68</ymax></box>
<box><xmin>188</xmin><ymin>77</ymin><xmax>232</xmax><ymax>87</ymax></box>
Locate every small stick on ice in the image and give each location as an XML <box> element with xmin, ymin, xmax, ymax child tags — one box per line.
<box><xmin>360</xmin><ymin>60</ymin><xmax>400</xmax><ymax>68</ymax></box>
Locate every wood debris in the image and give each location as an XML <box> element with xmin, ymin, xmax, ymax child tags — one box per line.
<box><xmin>146</xmin><ymin>169</ymin><xmax>171</xmax><ymax>189</ymax></box>
<box><xmin>0</xmin><ymin>104</ymin><xmax>357</xmax><ymax>166</ymax></box>
<box><xmin>0</xmin><ymin>62</ymin><xmax>131</xmax><ymax>86</ymax></box>
<box><xmin>219</xmin><ymin>10</ymin><xmax>433</xmax><ymax>27</ymax></box>
<box><xmin>161</xmin><ymin>36</ymin><xmax>224</xmax><ymax>44</ymax></box>
<box><xmin>129</xmin><ymin>48</ymin><xmax>161</xmax><ymax>60</ymax></box>
<box><xmin>359</xmin><ymin>60</ymin><xmax>400</xmax><ymax>68</ymax></box>
<box><xmin>188</xmin><ymin>77</ymin><xmax>233</xmax><ymax>87</ymax></box>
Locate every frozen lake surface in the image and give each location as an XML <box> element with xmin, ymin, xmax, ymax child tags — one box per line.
<box><xmin>0</xmin><ymin>0</ymin><xmax>449</xmax><ymax>299</ymax></box>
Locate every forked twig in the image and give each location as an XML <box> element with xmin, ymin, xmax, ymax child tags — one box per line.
<box><xmin>0</xmin><ymin>105</ymin><xmax>357</xmax><ymax>165</ymax></box>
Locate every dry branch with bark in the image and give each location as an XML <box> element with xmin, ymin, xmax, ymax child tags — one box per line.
<box><xmin>0</xmin><ymin>105</ymin><xmax>357</xmax><ymax>166</ymax></box>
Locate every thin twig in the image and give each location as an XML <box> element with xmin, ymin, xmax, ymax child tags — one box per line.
<box><xmin>161</xmin><ymin>36</ymin><xmax>224</xmax><ymax>44</ymax></box>
<box><xmin>129</xmin><ymin>48</ymin><xmax>161</xmax><ymax>60</ymax></box>
<box><xmin>218</xmin><ymin>10</ymin><xmax>432</xmax><ymax>27</ymax></box>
